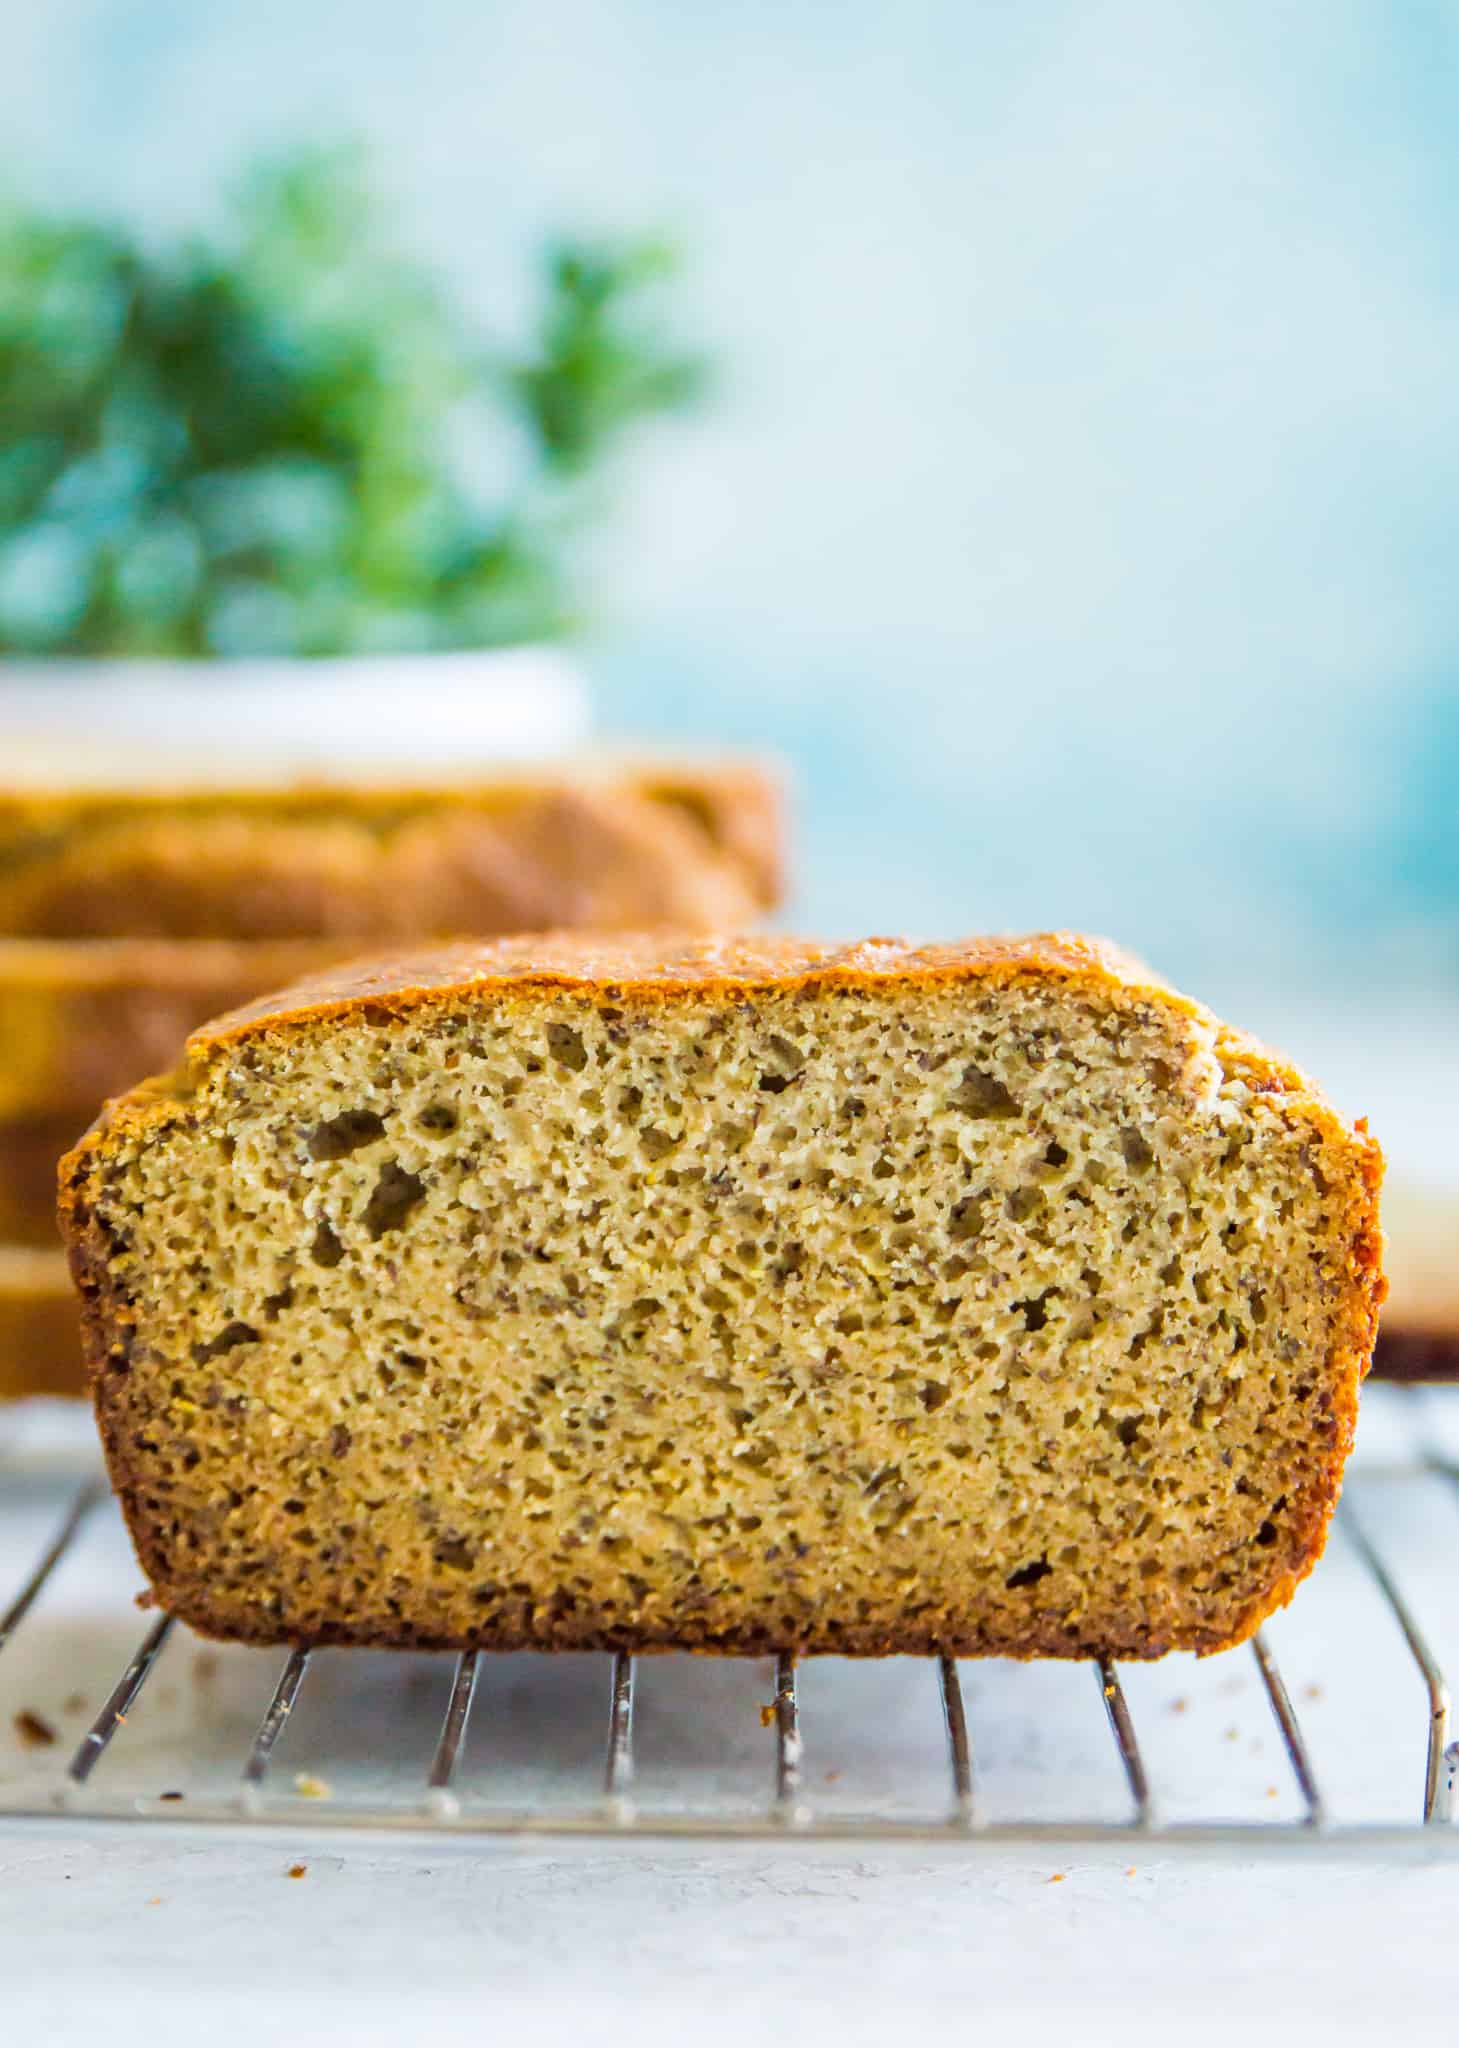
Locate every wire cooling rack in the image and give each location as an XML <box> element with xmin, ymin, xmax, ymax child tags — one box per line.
<box><xmin>1</xmin><ymin>1384</ymin><xmax>1457</xmax><ymax>1853</ymax></box>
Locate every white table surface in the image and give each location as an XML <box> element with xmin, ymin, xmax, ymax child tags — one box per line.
<box><xmin>4</xmin><ymin>1824</ymin><xmax>1457</xmax><ymax>2046</ymax></box>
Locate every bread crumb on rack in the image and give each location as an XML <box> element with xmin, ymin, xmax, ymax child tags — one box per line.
<box><xmin>13</xmin><ymin>1709</ymin><xmax>56</xmax><ymax>1748</ymax></box>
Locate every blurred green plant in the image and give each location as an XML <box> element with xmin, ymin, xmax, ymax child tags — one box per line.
<box><xmin>0</xmin><ymin>146</ymin><xmax>704</xmax><ymax>658</ymax></box>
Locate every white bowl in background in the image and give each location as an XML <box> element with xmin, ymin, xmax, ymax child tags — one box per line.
<box><xmin>0</xmin><ymin>645</ymin><xmax>591</xmax><ymax>786</ymax></box>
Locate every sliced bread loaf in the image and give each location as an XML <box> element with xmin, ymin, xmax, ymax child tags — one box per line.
<box><xmin>60</xmin><ymin>933</ymin><xmax>1382</xmax><ymax>1657</ymax></box>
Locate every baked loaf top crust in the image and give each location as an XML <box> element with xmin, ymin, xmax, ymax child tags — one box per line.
<box><xmin>62</xmin><ymin>931</ymin><xmax>1383</xmax><ymax>1660</ymax></box>
<box><xmin>0</xmin><ymin>759</ymin><xmax>783</xmax><ymax>939</ymax></box>
<box><xmin>192</xmin><ymin>929</ymin><xmax>1366</xmax><ymax>1124</ymax></box>
<box><xmin>200</xmin><ymin>931</ymin><xmax>1174</xmax><ymax>1043</ymax></box>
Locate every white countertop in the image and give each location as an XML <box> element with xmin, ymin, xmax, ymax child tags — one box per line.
<box><xmin>4</xmin><ymin>1825</ymin><xmax>1458</xmax><ymax>2046</ymax></box>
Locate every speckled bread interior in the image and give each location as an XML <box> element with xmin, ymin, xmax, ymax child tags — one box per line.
<box><xmin>61</xmin><ymin>933</ymin><xmax>1383</xmax><ymax>1658</ymax></box>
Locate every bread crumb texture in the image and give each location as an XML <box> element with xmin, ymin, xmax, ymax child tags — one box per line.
<box><xmin>61</xmin><ymin>933</ymin><xmax>1382</xmax><ymax>1659</ymax></box>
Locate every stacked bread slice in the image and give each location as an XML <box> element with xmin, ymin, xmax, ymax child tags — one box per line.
<box><xmin>0</xmin><ymin>937</ymin><xmax>350</xmax><ymax>1391</ymax></box>
<box><xmin>1370</xmin><ymin>1181</ymin><xmax>1459</xmax><ymax>1379</ymax></box>
<box><xmin>2</xmin><ymin>760</ymin><xmax>783</xmax><ymax>1397</ymax></box>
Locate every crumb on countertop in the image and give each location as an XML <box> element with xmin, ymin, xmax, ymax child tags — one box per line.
<box><xmin>293</xmin><ymin>1773</ymin><xmax>332</xmax><ymax>1800</ymax></box>
<box><xmin>287</xmin><ymin>1863</ymin><xmax>307</xmax><ymax>1880</ymax></box>
<box><xmin>14</xmin><ymin>1709</ymin><xmax>56</xmax><ymax>1749</ymax></box>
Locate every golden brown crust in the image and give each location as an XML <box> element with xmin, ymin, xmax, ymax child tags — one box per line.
<box><xmin>0</xmin><ymin>759</ymin><xmax>785</xmax><ymax>940</ymax></box>
<box><xmin>59</xmin><ymin>930</ymin><xmax>1384</xmax><ymax>1658</ymax></box>
<box><xmin>0</xmin><ymin>1246</ymin><xmax>84</xmax><ymax>1401</ymax></box>
<box><xmin>198</xmin><ymin>930</ymin><xmax>1168</xmax><ymax>1041</ymax></box>
<box><xmin>67</xmin><ymin>931</ymin><xmax>1188</xmax><ymax>1172</ymax></box>
<box><xmin>1240</xmin><ymin>1114</ymin><xmax>1382</xmax><ymax>1639</ymax></box>
<box><xmin>635</xmin><ymin>763</ymin><xmax>787</xmax><ymax>908</ymax></box>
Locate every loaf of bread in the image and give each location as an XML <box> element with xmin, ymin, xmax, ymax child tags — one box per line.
<box><xmin>0</xmin><ymin>938</ymin><xmax>354</xmax><ymax>1121</ymax></box>
<box><xmin>60</xmin><ymin>933</ymin><xmax>1382</xmax><ymax>1658</ymax></box>
<box><xmin>0</xmin><ymin>1247</ymin><xmax>83</xmax><ymax>1402</ymax></box>
<box><xmin>1</xmin><ymin>1116</ymin><xmax>91</xmax><ymax>1245</ymax></box>
<box><xmin>0</xmin><ymin>760</ymin><xmax>782</xmax><ymax>940</ymax></box>
<box><xmin>0</xmin><ymin>942</ymin><xmax>354</xmax><ymax>1397</ymax></box>
<box><xmin>1371</xmin><ymin>1182</ymin><xmax>1459</xmax><ymax>1381</ymax></box>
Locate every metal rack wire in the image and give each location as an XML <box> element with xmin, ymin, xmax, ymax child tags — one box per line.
<box><xmin>2</xmin><ymin>1388</ymin><xmax>1457</xmax><ymax>1852</ymax></box>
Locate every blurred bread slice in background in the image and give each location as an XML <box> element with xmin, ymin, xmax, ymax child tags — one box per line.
<box><xmin>0</xmin><ymin>750</ymin><xmax>785</xmax><ymax>1399</ymax></box>
<box><xmin>0</xmin><ymin>756</ymin><xmax>785</xmax><ymax>941</ymax></box>
<box><xmin>0</xmin><ymin>1246</ymin><xmax>79</xmax><ymax>1403</ymax></box>
<box><xmin>1374</xmin><ymin>1180</ymin><xmax>1459</xmax><ymax>1380</ymax></box>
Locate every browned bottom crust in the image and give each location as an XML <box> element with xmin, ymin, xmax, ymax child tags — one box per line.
<box><xmin>133</xmin><ymin>1604</ymin><xmax>1258</xmax><ymax>1660</ymax></box>
<box><xmin>0</xmin><ymin>1247</ymin><xmax>84</xmax><ymax>1401</ymax></box>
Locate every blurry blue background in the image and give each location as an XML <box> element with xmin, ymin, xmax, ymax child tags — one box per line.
<box><xmin>6</xmin><ymin>1</ymin><xmax>1457</xmax><ymax>1084</ymax></box>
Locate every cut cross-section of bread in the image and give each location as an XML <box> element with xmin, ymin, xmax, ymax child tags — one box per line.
<box><xmin>60</xmin><ymin>933</ymin><xmax>1383</xmax><ymax>1658</ymax></box>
